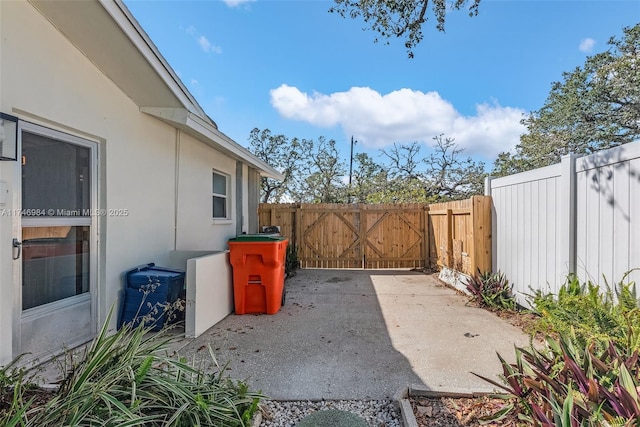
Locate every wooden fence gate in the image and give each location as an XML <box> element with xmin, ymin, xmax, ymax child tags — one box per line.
<box><xmin>258</xmin><ymin>196</ymin><xmax>492</xmax><ymax>273</ymax></box>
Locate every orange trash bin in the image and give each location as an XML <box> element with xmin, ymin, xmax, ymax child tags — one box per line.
<box><xmin>227</xmin><ymin>235</ymin><xmax>288</xmax><ymax>315</ymax></box>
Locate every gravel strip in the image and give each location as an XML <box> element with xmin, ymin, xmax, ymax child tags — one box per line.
<box><xmin>259</xmin><ymin>400</ymin><xmax>402</xmax><ymax>427</ymax></box>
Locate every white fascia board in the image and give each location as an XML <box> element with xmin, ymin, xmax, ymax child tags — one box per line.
<box><xmin>141</xmin><ymin>107</ymin><xmax>285</xmax><ymax>180</ymax></box>
<box><xmin>101</xmin><ymin>0</ymin><xmax>209</xmax><ymax>120</ymax></box>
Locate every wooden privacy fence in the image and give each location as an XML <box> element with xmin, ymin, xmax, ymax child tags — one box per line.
<box><xmin>258</xmin><ymin>196</ymin><xmax>491</xmax><ymax>274</ymax></box>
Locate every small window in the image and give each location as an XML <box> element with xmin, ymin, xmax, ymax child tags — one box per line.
<box><xmin>212</xmin><ymin>171</ymin><xmax>229</xmax><ymax>219</ymax></box>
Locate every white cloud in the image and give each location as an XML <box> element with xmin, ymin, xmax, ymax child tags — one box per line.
<box><xmin>197</xmin><ymin>36</ymin><xmax>222</xmax><ymax>54</ymax></box>
<box><xmin>579</xmin><ymin>38</ymin><xmax>596</xmax><ymax>53</ymax></box>
<box><xmin>270</xmin><ymin>85</ymin><xmax>526</xmax><ymax>158</ymax></box>
<box><xmin>184</xmin><ymin>25</ymin><xmax>222</xmax><ymax>54</ymax></box>
<box><xmin>223</xmin><ymin>0</ymin><xmax>256</xmax><ymax>7</ymax></box>
<box><xmin>191</xmin><ymin>79</ymin><xmax>199</xmax><ymax>86</ymax></box>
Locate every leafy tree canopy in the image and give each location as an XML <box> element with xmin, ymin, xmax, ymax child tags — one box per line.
<box><xmin>362</xmin><ymin>135</ymin><xmax>486</xmax><ymax>203</ymax></box>
<box><xmin>493</xmin><ymin>24</ymin><xmax>640</xmax><ymax>176</ymax></box>
<box><xmin>294</xmin><ymin>136</ymin><xmax>347</xmax><ymax>203</ymax></box>
<box><xmin>247</xmin><ymin>128</ymin><xmax>312</xmax><ymax>203</ymax></box>
<box><xmin>329</xmin><ymin>0</ymin><xmax>481</xmax><ymax>58</ymax></box>
<box><xmin>248</xmin><ymin>128</ymin><xmax>485</xmax><ymax>204</ymax></box>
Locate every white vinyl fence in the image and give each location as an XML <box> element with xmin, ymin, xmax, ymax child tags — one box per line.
<box><xmin>487</xmin><ymin>142</ymin><xmax>640</xmax><ymax>306</ymax></box>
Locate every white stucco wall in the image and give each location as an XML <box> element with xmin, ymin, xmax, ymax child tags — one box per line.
<box><xmin>0</xmin><ymin>1</ymin><xmax>244</xmax><ymax>365</ymax></box>
<box><xmin>175</xmin><ymin>132</ymin><xmax>238</xmax><ymax>250</ymax></box>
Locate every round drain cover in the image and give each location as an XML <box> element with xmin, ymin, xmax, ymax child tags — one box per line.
<box><xmin>296</xmin><ymin>409</ymin><xmax>368</xmax><ymax>427</ymax></box>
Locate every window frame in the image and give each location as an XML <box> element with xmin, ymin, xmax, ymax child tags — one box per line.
<box><xmin>212</xmin><ymin>169</ymin><xmax>230</xmax><ymax>220</ymax></box>
<box><xmin>18</xmin><ymin>121</ymin><xmax>98</xmax><ymax>316</ymax></box>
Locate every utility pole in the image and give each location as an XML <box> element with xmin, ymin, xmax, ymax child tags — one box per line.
<box><xmin>348</xmin><ymin>136</ymin><xmax>356</xmax><ymax>203</ymax></box>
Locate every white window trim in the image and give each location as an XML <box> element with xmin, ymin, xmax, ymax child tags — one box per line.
<box><xmin>212</xmin><ymin>169</ymin><xmax>231</xmax><ymax>222</ymax></box>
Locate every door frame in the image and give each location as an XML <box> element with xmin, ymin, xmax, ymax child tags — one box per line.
<box><xmin>13</xmin><ymin>120</ymin><xmax>99</xmax><ymax>360</ymax></box>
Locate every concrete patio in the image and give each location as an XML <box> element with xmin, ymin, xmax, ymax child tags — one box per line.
<box><xmin>176</xmin><ymin>269</ymin><xmax>531</xmax><ymax>401</ymax></box>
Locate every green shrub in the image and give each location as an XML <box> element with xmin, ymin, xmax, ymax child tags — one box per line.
<box><xmin>529</xmin><ymin>272</ymin><xmax>640</xmax><ymax>353</ymax></box>
<box><xmin>4</xmin><ymin>307</ymin><xmax>262</xmax><ymax>426</ymax></box>
<box><xmin>0</xmin><ymin>356</ymin><xmax>39</xmax><ymax>427</ymax></box>
<box><xmin>466</xmin><ymin>269</ymin><xmax>517</xmax><ymax>311</ymax></box>
<box><xmin>475</xmin><ymin>272</ymin><xmax>640</xmax><ymax>426</ymax></box>
<box><xmin>285</xmin><ymin>244</ymin><xmax>299</xmax><ymax>278</ymax></box>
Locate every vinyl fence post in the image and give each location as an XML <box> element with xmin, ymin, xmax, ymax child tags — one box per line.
<box><xmin>484</xmin><ymin>176</ymin><xmax>492</xmax><ymax>196</ymax></box>
<box><xmin>559</xmin><ymin>154</ymin><xmax>578</xmax><ymax>282</ymax></box>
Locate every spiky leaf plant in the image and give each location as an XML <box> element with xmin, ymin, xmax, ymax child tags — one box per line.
<box><xmin>16</xmin><ymin>306</ymin><xmax>262</xmax><ymax>426</ymax></box>
<box><xmin>466</xmin><ymin>269</ymin><xmax>517</xmax><ymax>311</ymax></box>
<box><xmin>475</xmin><ymin>331</ymin><xmax>640</xmax><ymax>426</ymax></box>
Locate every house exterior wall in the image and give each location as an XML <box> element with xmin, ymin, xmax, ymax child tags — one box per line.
<box><xmin>175</xmin><ymin>131</ymin><xmax>240</xmax><ymax>250</ymax></box>
<box><xmin>0</xmin><ymin>1</ymin><xmax>248</xmax><ymax>365</ymax></box>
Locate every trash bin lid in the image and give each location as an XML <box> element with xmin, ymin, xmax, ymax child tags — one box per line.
<box><xmin>228</xmin><ymin>234</ymin><xmax>286</xmax><ymax>242</ymax></box>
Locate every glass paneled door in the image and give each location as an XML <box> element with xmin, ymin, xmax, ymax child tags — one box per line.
<box><xmin>17</xmin><ymin>123</ymin><xmax>97</xmax><ymax>362</ymax></box>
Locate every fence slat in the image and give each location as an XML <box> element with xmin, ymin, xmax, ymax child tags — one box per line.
<box><xmin>258</xmin><ymin>197</ymin><xmax>491</xmax><ymax>273</ymax></box>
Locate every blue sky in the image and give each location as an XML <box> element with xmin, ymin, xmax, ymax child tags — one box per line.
<box><xmin>124</xmin><ymin>0</ymin><xmax>639</xmax><ymax>167</ymax></box>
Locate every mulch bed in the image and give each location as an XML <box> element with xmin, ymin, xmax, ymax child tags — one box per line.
<box><xmin>410</xmin><ymin>395</ymin><xmax>526</xmax><ymax>427</ymax></box>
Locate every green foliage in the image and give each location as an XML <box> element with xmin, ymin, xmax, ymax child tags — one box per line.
<box><xmin>4</xmin><ymin>307</ymin><xmax>262</xmax><ymax>426</ymax></box>
<box><xmin>329</xmin><ymin>0</ymin><xmax>481</xmax><ymax>58</ymax></box>
<box><xmin>423</xmin><ymin>134</ymin><xmax>486</xmax><ymax>200</ymax></box>
<box><xmin>248</xmin><ymin>129</ymin><xmax>348</xmax><ymax>203</ymax></box>
<box><xmin>285</xmin><ymin>244</ymin><xmax>299</xmax><ymax>278</ymax></box>
<box><xmin>247</xmin><ymin>128</ymin><xmax>312</xmax><ymax>203</ymax></box>
<box><xmin>466</xmin><ymin>269</ymin><xmax>517</xmax><ymax>311</ymax></box>
<box><xmin>365</xmin><ymin>177</ymin><xmax>437</xmax><ymax>204</ymax></box>
<box><xmin>0</xmin><ymin>356</ymin><xmax>38</xmax><ymax>427</ymax></box>
<box><xmin>493</xmin><ymin>24</ymin><xmax>640</xmax><ymax>176</ymax></box>
<box><xmin>296</xmin><ymin>136</ymin><xmax>348</xmax><ymax>203</ymax></box>
<box><xmin>475</xmin><ymin>333</ymin><xmax>640</xmax><ymax>426</ymax></box>
<box><xmin>348</xmin><ymin>152</ymin><xmax>390</xmax><ymax>203</ymax></box>
<box><xmin>474</xmin><ymin>272</ymin><xmax>640</xmax><ymax>426</ymax></box>
<box><xmin>249</xmin><ymin>129</ymin><xmax>485</xmax><ymax>204</ymax></box>
<box><xmin>371</xmin><ymin>135</ymin><xmax>486</xmax><ymax>203</ymax></box>
<box><xmin>529</xmin><ymin>273</ymin><xmax>640</xmax><ymax>353</ymax></box>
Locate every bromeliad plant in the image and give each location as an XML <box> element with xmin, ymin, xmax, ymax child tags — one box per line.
<box><xmin>476</xmin><ymin>331</ymin><xmax>640</xmax><ymax>426</ymax></box>
<box><xmin>466</xmin><ymin>269</ymin><xmax>517</xmax><ymax>311</ymax></box>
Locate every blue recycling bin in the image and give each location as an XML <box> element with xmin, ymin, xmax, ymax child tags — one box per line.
<box><xmin>119</xmin><ymin>263</ymin><xmax>185</xmax><ymax>331</ymax></box>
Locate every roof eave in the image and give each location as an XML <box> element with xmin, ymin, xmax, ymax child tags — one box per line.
<box><xmin>141</xmin><ymin>107</ymin><xmax>285</xmax><ymax>180</ymax></box>
<box><xmin>105</xmin><ymin>0</ymin><xmax>209</xmax><ymax>119</ymax></box>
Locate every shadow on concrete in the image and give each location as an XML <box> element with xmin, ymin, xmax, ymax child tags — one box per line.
<box><xmin>177</xmin><ymin>269</ymin><xmax>530</xmax><ymax>400</ymax></box>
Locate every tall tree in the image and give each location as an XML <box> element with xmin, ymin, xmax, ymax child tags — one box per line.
<box><xmin>373</xmin><ymin>142</ymin><xmax>430</xmax><ymax>202</ymax></box>
<box><xmin>293</xmin><ymin>137</ymin><xmax>347</xmax><ymax>203</ymax></box>
<box><xmin>330</xmin><ymin>0</ymin><xmax>481</xmax><ymax>58</ymax></box>
<box><xmin>493</xmin><ymin>24</ymin><xmax>640</xmax><ymax>176</ymax></box>
<box><xmin>423</xmin><ymin>134</ymin><xmax>485</xmax><ymax>200</ymax></box>
<box><xmin>374</xmin><ymin>136</ymin><xmax>485</xmax><ymax>202</ymax></box>
<box><xmin>380</xmin><ymin>142</ymin><xmax>424</xmax><ymax>180</ymax></box>
<box><xmin>350</xmin><ymin>152</ymin><xmax>389</xmax><ymax>203</ymax></box>
<box><xmin>247</xmin><ymin>128</ymin><xmax>311</xmax><ymax>202</ymax></box>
